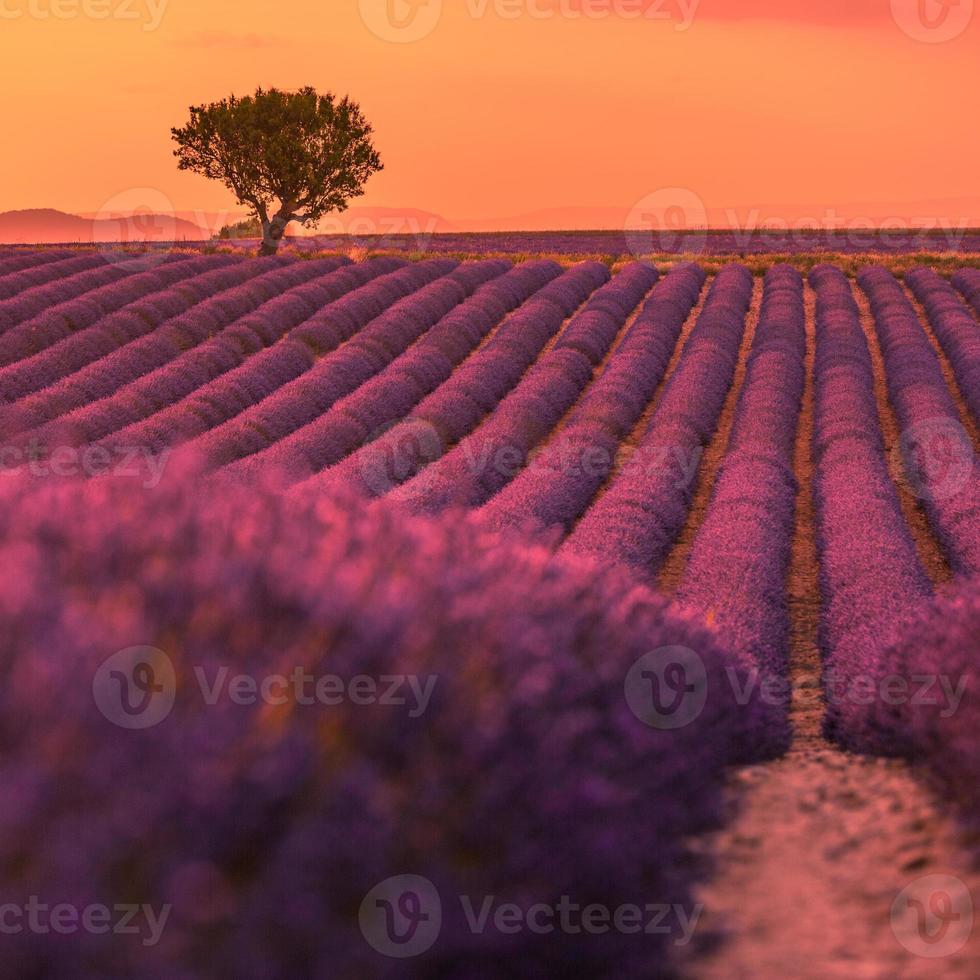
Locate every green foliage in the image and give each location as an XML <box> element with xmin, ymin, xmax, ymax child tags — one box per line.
<box><xmin>172</xmin><ymin>86</ymin><xmax>383</xmax><ymax>253</ymax></box>
<box><xmin>214</xmin><ymin>217</ymin><xmax>263</xmax><ymax>240</ymax></box>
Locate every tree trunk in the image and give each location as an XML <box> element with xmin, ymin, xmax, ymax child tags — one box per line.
<box><xmin>259</xmin><ymin>213</ymin><xmax>291</xmax><ymax>255</ymax></box>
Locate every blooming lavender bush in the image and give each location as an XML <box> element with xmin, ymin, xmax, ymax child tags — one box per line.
<box><xmin>186</xmin><ymin>259</ymin><xmax>517</xmax><ymax>472</ymax></box>
<box><xmin>97</xmin><ymin>257</ymin><xmax>448</xmax><ymax>455</ymax></box>
<box><xmin>368</xmin><ymin>262</ymin><xmax>659</xmax><ymax>510</ymax></box>
<box><xmin>952</xmin><ymin>268</ymin><xmax>980</xmax><ymax>318</ymax></box>
<box><xmin>2</xmin><ymin>257</ymin><xmax>293</xmax><ymax>436</ymax></box>
<box><xmin>482</xmin><ymin>263</ymin><xmax>706</xmax><ymax>534</ymax></box>
<box><xmin>0</xmin><ymin>255</ymin><xmax>241</xmax><ymax>400</ymax></box>
<box><xmin>0</xmin><ymin>464</ymin><xmax>768</xmax><ymax>978</ymax></box>
<box><xmin>676</xmin><ymin>266</ymin><xmax>805</xmax><ymax>728</ymax></box>
<box><xmin>0</xmin><ymin>248</ymin><xmax>77</xmax><ymax>280</ymax></box>
<box><xmin>809</xmin><ymin>264</ymin><xmax>933</xmax><ymax>752</ymax></box>
<box><xmin>0</xmin><ymin>253</ymin><xmax>194</xmax><ymax>337</ymax></box>
<box><xmin>564</xmin><ymin>265</ymin><xmax>753</xmax><ymax>572</ymax></box>
<box><xmin>25</xmin><ymin>259</ymin><xmax>363</xmax><ymax>446</ymax></box>
<box><xmin>216</xmin><ymin>260</ymin><xmax>565</xmax><ymax>481</ymax></box>
<box><xmin>872</xmin><ymin>575</ymin><xmax>980</xmax><ymax>814</ymax></box>
<box><xmin>0</xmin><ymin>252</ymin><xmax>108</xmax><ymax>304</ymax></box>
<box><xmin>307</xmin><ymin>261</ymin><xmax>620</xmax><ymax>502</ymax></box>
<box><xmin>858</xmin><ymin>266</ymin><xmax>980</xmax><ymax>577</ymax></box>
<box><xmin>906</xmin><ymin>266</ymin><xmax>980</xmax><ymax>426</ymax></box>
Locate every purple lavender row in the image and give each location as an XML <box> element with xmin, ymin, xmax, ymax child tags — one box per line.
<box><xmin>0</xmin><ymin>252</ymin><xmax>199</xmax><ymax>335</ymax></box>
<box><xmin>480</xmin><ymin>263</ymin><xmax>707</xmax><ymax>533</ymax></box>
<box><xmin>0</xmin><ymin>467</ymin><xmax>770</xmax><ymax>977</ymax></box>
<box><xmin>181</xmin><ymin>259</ymin><xmax>509</xmax><ymax>471</ymax></box>
<box><xmin>96</xmin><ymin>259</ymin><xmax>485</xmax><ymax>456</ymax></box>
<box><xmin>305</xmin><ymin>261</ymin><xmax>617</xmax><ymax>501</ymax></box>
<box><xmin>906</xmin><ymin>266</ymin><xmax>980</xmax><ymax>426</ymax></box>
<box><xmin>809</xmin><ymin>264</ymin><xmax>933</xmax><ymax>752</ymax></box>
<box><xmin>857</xmin><ymin>266</ymin><xmax>980</xmax><ymax>577</ymax></box>
<box><xmin>871</xmin><ymin>573</ymin><xmax>980</xmax><ymax>811</ymax></box>
<box><xmin>0</xmin><ymin>252</ymin><xmax>109</xmax><ymax>307</ymax></box>
<box><xmin>563</xmin><ymin>264</ymin><xmax>754</xmax><ymax>572</ymax></box>
<box><xmin>217</xmin><ymin>260</ymin><xmax>566</xmax><ymax>482</ymax></box>
<box><xmin>7</xmin><ymin>256</ymin><xmax>316</xmax><ymax>444</ymax></box>
<box><xmin>4</xmin><ymin>259</ymin><xmax>290</xmax><ymax>430</ymax></box>
<box><xmin>675</xmin><ymin>267</ymin><xmax>805</xmax><ymax>739</ymax></box>
<box><xmin>21</xmin><ymin>258</ymin><xmax>357</xmax><ymax>449</ymax></box>
<box><xmin>0</xmin><ymin>255</ymin><xmax>241</xmax><ymax>395</ymax></box>
<box><xmin>0</xmin><ymin>248</ymin><xmax>78</xmax><ymax>278</ymax></box>
<box><xmin>379</xmin><ymin>262</ymin><xmax>658</xmax><ymax>511</ymax></box>
<box><xmin>952</xmin><ymin>268</ymin><xmax>980</xmax><ymax>319</ymax></box>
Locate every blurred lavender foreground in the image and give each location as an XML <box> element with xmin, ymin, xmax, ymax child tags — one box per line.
<box><xmin>0</xmin><ymin>460</ymin><xmax>774</xmax><ymax>979</ymax></box>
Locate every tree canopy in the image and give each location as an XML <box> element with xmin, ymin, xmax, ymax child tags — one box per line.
<box><xmin>172</xmin><ymin>86</ymin><xmax>383</xmax><ymax>254</ymax></box>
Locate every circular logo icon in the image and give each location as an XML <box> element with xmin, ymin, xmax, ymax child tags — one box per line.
<box><xmin>892</xmin><ymin>417</ymin><xmax>975</xmax><ymax>502</ymax></box>
<box><xmin>624</xmin><ymin>646</ymin><xmax>708</xmax><ymax>730</ymax></box>
<box><xmin>625</xmin><ymin>187</ymin><xmax>708</xmax><ymax>258</ymax></box>
<box><xmin>93</xmin><ymin>646</ymin><xmax>176</xmax><ymax>730</ymax></box>
<box><xmin>359</xmin><ymin>875</ymin><xmax>442</xmax><ymax>959</ymax></box>
<box><xmin>358</xmin><ymin>417</ymin><xmax>444</xmax><ymax>497</ymax></box>
<box><xmin>359</xmin><ymin>0</ymin><xmax>443</xmax><ymax>43</ymax></box>
<box><xmin>891</xmin><ymin>0</ymin><xmax>974</xmax><ymax>43</ymax></box>
<box><xmin>92</xmin><ymin>187</ymin><xmax>182</xmax><ymax>271</ymax></box>
<box><xmin>891</xmin><ymin>874</ymin><xmax>974</xmax><ymax>958</ymax></box>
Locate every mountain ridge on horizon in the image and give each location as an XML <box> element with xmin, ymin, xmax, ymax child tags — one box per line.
<box><xmin>0</xmin><ymin>208</ymin><xmax>208</xmax><ymax>245</ymax></box>
<box><xmin>4</xmin><ymin>198</ymin><xmax>980</xmax><ymax>244</ymax></box>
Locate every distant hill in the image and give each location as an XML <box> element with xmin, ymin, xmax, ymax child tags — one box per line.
<box><xmin>0</xmin><ymin>208</ymin><xmax>208</xmax><ymax>244</ymax></box>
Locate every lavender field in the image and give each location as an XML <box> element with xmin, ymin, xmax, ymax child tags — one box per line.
<box><xmin>214</xmin><ymin>229</ymin><xmax>980</xmax><ymax>259</ymax></box>
<box><xmin>1</xmin><ymin>245</ymin><xmax>980</xmax><ymax>976</ymax></box>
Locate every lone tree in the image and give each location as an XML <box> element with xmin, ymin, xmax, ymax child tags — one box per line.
<box><xmin>172</xmin><ymin>86</ymin><xmax>383</xmax><ymax>255</ymax></box>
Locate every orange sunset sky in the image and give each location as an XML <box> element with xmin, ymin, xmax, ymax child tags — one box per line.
<box><xmin>1</xmin><ymin>0</ymin><xmax>978</xmax><ymax>229</ymax></box>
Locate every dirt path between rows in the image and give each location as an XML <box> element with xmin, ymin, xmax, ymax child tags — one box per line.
<box><xmin>677</xmin><ymin>281</ymin><xmax>980</xmax><ymax>979</ymax></box>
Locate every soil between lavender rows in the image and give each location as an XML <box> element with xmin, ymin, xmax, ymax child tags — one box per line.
<box><xmin>676</xmin><ymin>282</ymin><xmax>980</xmax><ymax>979</ymax></box>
